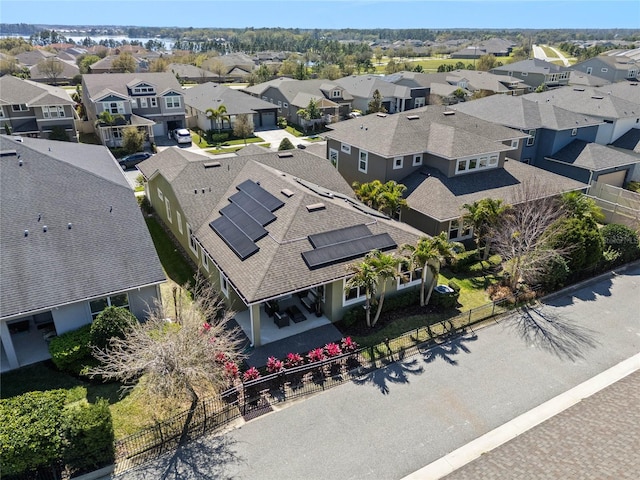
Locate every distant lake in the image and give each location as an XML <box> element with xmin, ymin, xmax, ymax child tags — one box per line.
<box><xmin>0</xmin><ymin>34</ymin><xmax>174</xmax><ymax>50</ymax></box>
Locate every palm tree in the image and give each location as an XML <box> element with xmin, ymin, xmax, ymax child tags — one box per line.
<box><xmin>377</xmin><ymin>181</ymin><xmax>407</xmax><ymax>218</ymax></box>
<box><xmin>352</xmin><ymin>180</ymin><xmax>383</xmax><ymax>209</ymax></box>
<box><xmin>205</xmin><ymin>104</ymin><xmax>230</xmax><ymax>134</ymax></box>
<box><xmin>560</xmin><ymin>191</ymin><xmax>604</xmax><ymax>223</ymax></box>
<box><xmin>463</xmin><ymin>198</ymin><xmax>509</xmax><ymax>260</ymax></box>
<box><xmin>366</xmin><ymin>250</ymin><xmax>402</xmax><ymax>327</ymax></box>
<box><xmin>401</xmin><ymin>233</ymin><xmax>460</xmax><ymax>307</ymax></box>
<box><xmin>344</xmin><ymin>260</ymin><xmax>378</xmax><ymax>328</ymax></box>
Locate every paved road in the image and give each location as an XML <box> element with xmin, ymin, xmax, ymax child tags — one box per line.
<box><xmin>531</xmin><ymin>44</ymin><xmax>571</xmax><ymax>66</ymax></box>
<box><xmin>115</xmin><ymin>264</ymin><xmax>640</xmax><ymax>480</ymax></box>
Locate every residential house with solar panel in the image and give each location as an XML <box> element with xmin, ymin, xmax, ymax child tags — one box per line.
<box><xmin>454</xmin><ymin>91</ymin><xmax>640</xmax><ymax>188</ymax></box>
<box><xmin>0</xmin><ymin>75</ymin><xmax>78</xmax><ymax>141</ymax></box>
<box><xmin>137</xmin><ymin>146</ymin><xmax>424</xmax><ymax>348</ymax></box>
<box><xmin>0</xmin><ymin>135</ymin><xmax>165</xmax><ymax>372</ymax></box>
<box><xmin>82</xmin><ymin>72</ymin><xmax>187</xmax><ymax>147</ymax></box>
<box><xmin>325</xmin><ymin>105</ymin><xmax>586</xmax><ymax>241</ymax></box>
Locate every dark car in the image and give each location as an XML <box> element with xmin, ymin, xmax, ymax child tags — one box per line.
<box><xmin>119</xmin><ymin>152</ymin><xmax>153</xmax><ymax>169</ymax></box>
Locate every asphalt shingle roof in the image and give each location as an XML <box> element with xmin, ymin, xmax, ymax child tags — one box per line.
<box><xmin>183</xmin><ymin>82</ymin><xmax>275</xmax><ymax>115</ymax></box>
<box><xmin>83</xmin><ymin>72</ymin><xmax>182</xmax><ymax>101</ymax></box>
<box><xmin>404</xmin><ymin>160</ymin><xmax>586</xmax><ymax>221</ymax></box>
<box><xmin>0</xmin><ymin>75</ymin><xmax>75</xmax><ymax>106</ymax></box>
<box><xmin>547</xmin><ymin>140</ymin><xmax>640</xmax><ymax>171</ymax></box>
<box><xmin>326</xmin><ymin>105</ymin><xmax>524</xmax><ymax>158</ymax></box>
<box><xmin>0</xmin><ymin>136</ymin><xmax>165</xmax><ymax>319</ymax></box>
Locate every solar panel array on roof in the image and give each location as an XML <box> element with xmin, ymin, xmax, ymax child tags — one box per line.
<box><xmin>302</xmin><ymin>233</ymin><xmax>397</xmax><ymax>270</ymax></box>
<box><xmin>210</xmin><ymin>217</ymin><xmax>259</xmax><ymax>260</ymax></box>
<box><xmin>237</xmin><ymin>179</ymin><xmax>284</xmax><ymax>212</ymax></box>
<box><xmin>308</xmin><ymin>224</ymin><xmax>372</xmax><ymax>248</ymax></box>
<box><xmin>210</xmin><ymin>179</ymin><xmax>284</xmax><ymax>260</ymax></box>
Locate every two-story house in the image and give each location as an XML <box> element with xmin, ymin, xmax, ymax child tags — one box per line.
<box><xmin>137</xmin><ymin>146</ymin><xmax>424</xmax><ymax>347</ymax></box>
<box><xmin>0</xmin><ymin>135</ymin><xmax>165</xmax><ymax>372</ymax></box>
<box><xmin>243</xmin><ymin>78</ymin><xmax>353</xmax><ymax>127</ymax></box>
<box><xmin>334</xmin><ymin>75</ymin><xmax>412</xmax><ymax>114</ymax></box>
<box><xmin>491</xmin><ymin>59</ymin><xmax>572</xmax><ymax>91</ymax></box>
<box><xmin>572</xmin><ymin>49</ymin><xmax>640</xmax><ymax>83</ymax></box>
<box><xmin>325</xmin><ymin>106</ymin><xmax>585</xmax><ymax>240</ymax></box>
<box><xmin>82</xmin><ymin>72</ymin><xmax>187</xmax><ymax>147</ymax></box>
<box><xmin>0</xmin><ymin>75</ymin><xmax>78</xmax><ymax>141</ymax></box>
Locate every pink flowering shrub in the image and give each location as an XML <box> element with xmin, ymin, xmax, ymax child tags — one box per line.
<box><xmin>199</xmin><ymin>322</ymin><xmax>211</xmax><ymax>334</ymax></box>
<box><xmin>340</xmin><ymin>336</ymin><xmax>359</xmax><ymax>352</ymax></box>
<box><xmin>215</xmin><ymin>351</ymin><xmax>228</xmax><ymax>364</ymax></box>
<box><xmin>242</xmin><ymin>366</ymin><xmax>261</xmax><ymax>382</ymax></box>
<box><xmin>284</xmin><ymin>352</ymin><xmax>304</xmax><ymax>368</ymax></box>
<box><xmin>266</xmin><ymin>356</ymin><xmax>284</xmax><ymax>373</ymax></box>
<box><xmin>324</xmin><ymin>342</ymin><xmax>342</xmax><ymax>357</ymax></box>
<box><xmin>307</xmin><ymin>347</ymin><xmax>326</xmax><ymax>363</ymax></box>
<box><xmin>224</xmin><ymin>361</ymin><xmax>239</xmax><ymax>379</ymax></box>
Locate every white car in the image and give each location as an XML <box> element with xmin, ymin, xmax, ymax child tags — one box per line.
<box><xmin>172</xmin><ymin>128</ymin><xmax>192</xmax><ymax>144</ymax></box>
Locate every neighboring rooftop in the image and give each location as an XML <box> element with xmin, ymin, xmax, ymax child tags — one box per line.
<box><xmin>547</xmin><ymin>140</ymin><xmax>640</xmax><ymax>171</ymax></box>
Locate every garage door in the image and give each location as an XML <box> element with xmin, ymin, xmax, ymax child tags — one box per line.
<box><xmin>596</xmin><ymin>170</ymin><xmax>626</xmax><ymax>188</ymax></box>
<box><xmin>260</xmin><ymin>112</ymin><xmax>276</xmax><ymax>127</ymax></box>
<box><xmin>152</xmin><ymin>122</ymin><xmax>165</xmax><ymax>137</ymax></box>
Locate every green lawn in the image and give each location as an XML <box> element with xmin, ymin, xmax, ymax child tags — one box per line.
<box><xmin>191</xmin><ymin>130</ymin><xmax>264</xmax><ymax>149</ymax></box>
<box><xmin>540</xmin><ymin>45</ymin><xmax>557</xmax><ymax>58</ymax></box>
<box><xmin>144</xmin><ymin>216</ymin><xmax>194</xmax><ymax>288</ymax></box>
<box><xmin>374</xmin><ymin>55</ymin><xmax>513</xmax><ymax>73</ymax></box>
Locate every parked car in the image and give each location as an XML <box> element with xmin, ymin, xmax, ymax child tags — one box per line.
<box><xmin>171</xmin><ymin>128</ymin><xmax>192</xmax><ymax>144</ymax></box>
<box><xmin>119</xmin><ymin>152</ymin><xmax>153</xmax><ymax>169</ymax></box>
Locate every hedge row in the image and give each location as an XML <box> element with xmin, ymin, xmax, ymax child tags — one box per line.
<box><xmin>0</xmin><ymin>391</ymin><xmax>114</xmax><ymax>476</ymax></box>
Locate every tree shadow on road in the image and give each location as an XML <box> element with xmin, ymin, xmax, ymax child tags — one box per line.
<box><xmin>506</xmin><ymin>304</ymin><xmax>599</xmax><ymax>362</ymax></box>
<box><xmin>352</xmin><ymin>350</ymin><xmax>424</xmax><ymax>395</ymax></box>
<box><xmin>116</xmin><ymin>435</ymin><xmax>244</xmax><ymax>480</ymax></box>
<box><xmin>419</xmin><ymin>331</ymin><xmax>478</xmax><ymax>367</ymax></box>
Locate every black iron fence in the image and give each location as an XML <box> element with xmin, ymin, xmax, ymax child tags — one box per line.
<box><xmin>111</xmin><ymin>289</ymin><xmax>534</xmax><ymax>475</ymax></box>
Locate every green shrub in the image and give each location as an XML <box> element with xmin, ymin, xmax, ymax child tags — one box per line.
<box><xmin>625</xmin><ymin>181</ymin><xmax>640</xmax><ymax>193</ymax></box>
<box><xmin>89</xmin><ymin>306</ymin><xmax>137</xmax><ymax>350</ymax></box>
<box><xmin>211</xmin><ymin>132</ymin><xmax>229</xmax><ymax>143</ymax></box>
<box><xmin>48</xmin><ymin>125</ymin><xmax>70</xmax><ymax>142</ymax></box>
<box><xmin>61</xmin><ymin>399</ymin><xmax>115</xmax><ymax>472</ymax></box>
<box><xmin>278</xmin><ymin>137</ymin><xmax>295</xmax><ymax>150</ymax></box>
<box><xmin>539</xmin><ymin>253</ymin><xmax>570</xmax><ymax>291</ymax></box>
<box><xmin>600</xmin><ymin>223</ymin><xmax>640</xmax><ymax>263</ymax></box>
<box><xmin>451</xmin><ymin>249</ymin><xmax>480</xmax><ymax>273</ymax></box>
<box><xmin>137</xmin><ymin>194</ymin><xmax>152</xmax><ymax>214</ymax></box>
<box><xmin>0</xmin><ymin>390</ymin><xmax>66</xmax><ymax>475</ymax></box>
<box><xmin>277</xmin><ymin>117</ymin><xmax>287</xmax><ymax>128</ymax></box>
<box><xmin>341</xmin><ymin>290</ymin><xmax>419</xmax><ymax>326</ymax></box>
<box><xmin>49</xmin><ymin>325</ymin><xmax>92</xmax><ymax>374</ymax></box>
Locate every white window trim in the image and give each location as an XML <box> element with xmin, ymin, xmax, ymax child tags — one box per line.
<box><xmin>571</xmin><ymin>128</ymin><xmax>577</xmax><ymax>136</ymax></box>
<box><xmin>150</xmin><ymin>97</ymin><xmax>158</xmax><ymax>107</ymax></box>
<box><xmin>187</xmin><ymin>223</ymin><xmax>198</xmax><ymax>257</ymax></box>
<box><xmin>157</xmin><ymin>187</ymin><xmax>164</xmax><ymax>202</ymax></box>
<box><xmin>448</xmin><ymin>218</ymin><xmax>472</xmax><ymax>240</ymax></box>
<box><xmin>164</xmin><ymin>197</ymin><xmax>172</xmax><ymax>223</ymax></box>
<box><xmin>42</xmin><ymin>105</ymin><xmax>66</xmax><ymax>118</ymax></box>
<box><xmin>341</xmin><ymin>143</ymin><xmax>351</xmax><ymax>154</ymax></box>
<box><xmin>12</xmin><ymin>104</ymin><xmax>28</xmax><ymax>112</ymax></box>
<box><xmin>393</xmin><ymin>156</ymin><xmax>404</xmax><ymax>170</ymax></box>
<box><xmin>176</xmin><ymin>211</ymin><xmax>183</xmax><ymax>234</ymax></box>
<box><xmin>358</xmin><ymin>150</ymin><xmax>368</xmax><ymax>173</ymax></box>
<box><xmin>164</xmin><ymin>96</ymin><xmax>181</xmax><ymax>109</ymax></box>
<box><xmin>397</xmin><ymin>266</ymin><xmax>422</xmax><ymax>289</ymax></box>
<box><xmin>414</xmin><ymin>97</ymin><xmax>425</xmax><ymax>108</ymax></box>
<box><xmin>329</xmin><ymin>148</ymin><xmax>339</xmax><ymax>168</ymax></box>
<box><xmin>412</xmin><ymin>154</ymin><xmax>422</xmax><ymax>166</ymax></box>
<box><xmin>89</xmin><ymin>293</ymin><xmax>129</xmax><ymax>320</ymax></box>
<box><xmin>456</xmin><ymin>154</ymin><xmax>499</xmax><ymax>175</ymax></box>
<box><xmin>220</xmin><ymin>272</ymin><xmax>229</xmax><ymax>297</ymax></box>
<box><xmin>201</xmin><ymin>248</ymin><xmax>210</xmax><ymax>272</ymax></box>
<box><xmin>343</xmin><ymin>278</ymin><xmax>367</xmax><ymax>306</ymax></box>
<box><xmin>511</xmin><ymin>139</ymin><xmax>519</xmax><ymax>148</ymax></box>
<box><xmin>526</xmin><ymin>129</ymin><xmax>536</xmax><ymax>147</ymax></box>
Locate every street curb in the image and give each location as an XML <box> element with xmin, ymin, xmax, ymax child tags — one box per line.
<box><xmin>401</xmin><ymin>352</ymin><xmax>640</xmax><ymax>480</ymax></box>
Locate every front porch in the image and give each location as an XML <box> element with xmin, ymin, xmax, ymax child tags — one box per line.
<box><xmin>1</xmin><ymin>319</ymin><xmax>54</xmax><ymax>372</ymax></box>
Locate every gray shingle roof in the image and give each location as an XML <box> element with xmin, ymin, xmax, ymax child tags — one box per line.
<box><xmin>611</xmin><ymin>128</ymin><xmax>640</xmax><ymax>154</ymax></box>
<box><xmin>0</xmin><ymin>75</ymin><xmax>75</xmax><ymax>106</ymax></box>
<box><xmin>83</xmin><ymin>72</ymin><xmax>183</xmax><ymax>101</ymax></box>
<box><xmin>454</xmin><ymin>95</ymin><xmax>602</xmax><ymax>130</ymax></box>
<box><xmin>244</xmin><ymin>78</ymin><xmax>354</xmax><ymax>105</ymax></box>
<box><xmin>526</xmin><ymin>86</ymin><xmax>640</xmax><ymax>120</ymax></box>
<box><xmin>0</xmin><ymin>136</ymin><xmax>165</xmax><ymax>319</ymax></box>
<box><xmin>326</xmin><ymin>105</ymin><xmax>524</xmax><ymax>158</ymax></box>
<box><xmin>183</xmin><ymin>82</ymin><xmax>275</xmax><ymax>115</ymax></box>
<box><xmin>139</xmin><ymin>147</ymin><xmax>421</xmax><ymax>304</ymax></box>
<box><xmin>166</xmin><ymin>63</ymin><xmax>216</xmax><ymax>79</ymax></box>
<box><xmin>492</xmin><ymin>58</ymin><xmax>571</xmax><ymax>75</ymax></box>
<box><xmin>547</xmin><ymin>140</ymin><xmax>640</xmax><ymax>171</ymax></box>
<box><xmin>334</xmin><ymin>75</ymin><xmax>411</xmax><ymax>100</ymax></box>
<box><xmin>404</xmin><ymin>160</ymin><xmax>586</xmax><ymax>221</ymax></box>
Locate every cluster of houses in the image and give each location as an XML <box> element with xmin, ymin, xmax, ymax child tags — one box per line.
<box><xmin>1</xmin><ymin>48</ymin><xmax>639</xmax><ymax>372</ymax></box>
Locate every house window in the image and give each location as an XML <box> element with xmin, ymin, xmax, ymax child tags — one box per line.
<box><xmin>0</xmin><ymin>107</ymin><xmax>4</xmax><ymax>118</ymax></box>
<box><xmin>104</xmin><ymin>101</ymin><xmax>125</xmax><ymax>114</ymax></box>
<box><xmin>448</xmin><ymin>218</ymin><xmax>472</xmax><ymax>240</ymax></box>
<box><xmin>42</xmin><ymin>106</ymin><xmax>65</xmax><ymax>118</ymax></box>
<box><xmin>165</xmin><ymin>96</ymin><xmax>181</xmax><ymax>109</ymax></box>
<box><xmin>393</xmin><ymin>156</ymin><xmax>404</xmax><ymax>170</ymax></box>
<box><xmin>187</xmin><ymin>223</ymin><xmax>198</xmax><ymax>257</ymax></box>
<box><xmin>133</xmin><ymin>86</ymin><xmax>155</xmax><ymax>94</ymax></box>
<box><xmin>358</xmin><ymin>150</ymin><xmax>368</xmax><ymax>173</ymax></box>
<box><xmin>201</xmin><ymin>248</ymin><xmax>210</xmax><ymax>272</ymax></box>
<box><xmin>89</xmin><ymin>293</ymin><xmax>129</xmax><ymax>320</ymax></box>
<box><xmin>165</xmin><ymin>198</ymin><xmax>172</xmax><ymax>223</ymax></box>
<box><xmin>111</xmin><ymin>128</ymin><xmax>123</xmax><ymax>139</ymax></box>
<box><xmin>277</xmin><ymin>101</ymin><xmax>282</xmax><ymax>109</ymax></box>
<box><xmin>176</xmin><ymin>211</ymin><xmax>183</xmax><ymax>234</ymax></box>
<box><xmin>601</xmin><ymin>68</ymin><xmax>608</xmax><ymax>73</ymax></box>
<box><xmin>130</xmin><ymin>98</ymin><xmax>137</xmax><ymax>108</ymax></box>
<box><xmin>571</xmin><ymin>128</ymin><xmax>577</xmax><ymax>136</ymax></box>
<box><xmin>343</xmin><ymin>278</ymin><xmax>367</xmax><ymax>306</ymax></box>
<box><xmin>12</xmin><ymin>104</ymin><xmax>28</xmax><ymax>112</ymax></box>
<box><xmin>412</xmin><ymin>154</ymin><xmax>422</xmax><ymax>166</ymax></box>
<box><xmin>332</xmin><ymin>90</ymin><xmax>341</xmax><ymax>98</ymax></box>
<box><xmin>478</xmin><ymin>156</ymin><xmax>488</xmax><ymax>168</ymax></box>
<box><xmin>329</xmin><ymin>148</ymin><xmax>339</xmax><ymax>168</ymax></box>
<box><xmin>140</xmin><ymin>98</ymin><xmax>148</xmax><ymax>108</ymax></box>
<box><xmin>341</xmin><ymin>143</ymin><xmax>351</xmax><ymax>154</ymax></box>
<box><xmin>628</xmin><ymin>69</ymin><xmax>637</xmax><ymax>78</ymax></box>
<box><xmin>150</xmin><ymin>97</ymin><xmax>157</xmax><ymax>107</ymax></box>
<box><xmin>397</xmin><ymin>264</ymin><xmax>422</xmax><ymax>289</ymax></box>
<box><xmin>456</xmin><ymin>159</ymin><xmax>467</xmax><ymax>173</ymax></box>
<box><xmin>468</xmin><ymin>158</ymin><xmax>477</xmax><ymax>170</ymax></box>
<box><xmin>220</xmin><ymin>272</ymin><xmax>229</xmax><ymax>297</ymax></box>
<box><xmin>511</xmin><ymin>139</ymin><xmax>519</xmax><ymax>148</ymax></box>
<box><xmin>526</xmin><ymin>129</ymin><xmax>536</xmax><ymax>146</ymax></box>
<box><xmin>414</xmin><ymin>97</ymin><xmax>425</xmax><ymax>108</ymax></box>
<box><xmin>488</xmin><ymin>155</ymin><xmax>498</xmax><ymax>166</ymax></box>
<box><xmin>157</xmin><ymin>187</ymin><xmax>164</xmax><ymax>202</ymax></box>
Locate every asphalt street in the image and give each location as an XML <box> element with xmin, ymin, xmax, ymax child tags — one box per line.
<box><xmin>114</xmin><ymin>263</ymin><xmax>640</xmax><ymax>480</ymax></box>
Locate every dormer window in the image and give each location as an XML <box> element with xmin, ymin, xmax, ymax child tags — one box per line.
<box><xmin>331</xmin><ymin>90</ymin><xmax>341</xmax><ymax>98</ymax></box>
<box><xmin>165</xmin><ymin>96</ymin><xmax>181</xmax><ymax>109</ymax></box>
<box><xmin>132</xmin><ymin>85</ymin><xmax>155</xmax><ymax>95</ymax></box>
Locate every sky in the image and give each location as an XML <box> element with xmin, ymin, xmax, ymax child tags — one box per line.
<box><xmin>0</xmin><ymin>0</ymin><xmax>639</xmax><ymax>30</ymax></box>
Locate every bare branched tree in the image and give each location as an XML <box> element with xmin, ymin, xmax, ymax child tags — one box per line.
<box><xmin>89</xmin><ymin>275</ymin><xmax>245</xmax><ymax>409</ymax></box>
<box><xmin>489</xmin><ymin>182</ymin><xmax>569</xmax><ymax>290</ymax></box>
